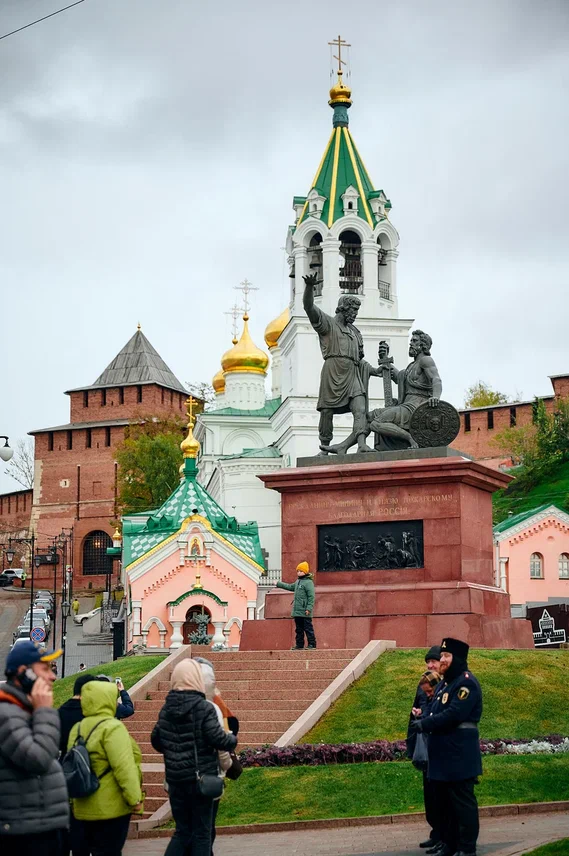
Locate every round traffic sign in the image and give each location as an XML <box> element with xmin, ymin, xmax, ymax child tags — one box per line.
<box><xmin>30</xmin><ymin>626</ymin><xmax>46</xmax><ymax>643</ymax></box>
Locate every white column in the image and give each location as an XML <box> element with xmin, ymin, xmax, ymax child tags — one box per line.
<box><xmin>247</xmin><ymin>601</ymin><xmax>256</xmax><ymax>620</ymax></box>
<box><xmin>212</xmin><ymin>621</ymin><xmax>226</xmax><ymax>648</ymax></box>
<box><xmin>361</xmin><ymin>239</ymin><xmax>378</xmax><ymax>297</ymax></box>
<box><xmin>270</xmin><ymin>346</ymin><xmax>282</xmax><ymax>399</ymax></box>
<box><xmin>320</xmin><ymin>240</ymin><xmax>341</xmax><ymax>315</ymax></box>
<box><xmin>141</xmin><ymin>630</ymin><xmax>148</xmax><ymax>648</ymax></box>
<box><xmin>499</xmin><ymin>557</ymin><xmax>508</xmax><ymax>593</ymax></box>
<box><xmin>384</xmin><ymin>248</ymin><xmax>399</xmax><ymax>312</ymax></box>
<box><xmin>169</xmin><ymin>621</ymin><xmax>184</xmax><ymax>649</ymax></box>
<box><xmin>132</xmin><ymin>601</ymin><xmax>142</xmax><ymax>642</ymax></box>
<box><xmin>292</xmin><ymin>247</ymin><xmax>308</xmax><ymax>314</ymax></box>
<box><xmin>159</xmin><ymin>630</ymin><xmax>167</xmax><ymax>649</ymax></box>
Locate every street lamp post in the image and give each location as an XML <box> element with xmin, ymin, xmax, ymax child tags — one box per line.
<box><xmin>61</xmin><ymin>599</ymin><xmax>71</xmax><ymax>678</ymax></box>
<box><xmin>47</xmin><ymin>544</ymin><xmax>60</xmax><ymax>650</ymax></box>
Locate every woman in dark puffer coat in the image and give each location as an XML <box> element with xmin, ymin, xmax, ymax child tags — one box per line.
<box><xmin>151</xmin><ymin>659</ymin><xmax>236</xmax><ymax>856</ymax></box>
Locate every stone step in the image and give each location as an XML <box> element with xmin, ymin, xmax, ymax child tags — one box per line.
<box><xmin>128</xmin><ymin>717</ymin><xmax>294</xmax><ymax>742</ymax></box>
<box><xmin>143</xmin><ymin>783</ymin><xmax>168</xmax><ymax>798</ymax></box>
<box><xmin>156</xmin><ymin>668</ymin><xmax>341</xmax><ymax>690</ymax></box>
<box><xmin>195</xmin><ymin>657</ymin><xmax>354</xmax><ymax>672</ymax></box>
<box><xmin>140</xmin><ymin>769</ymin><xmax>165</xmax><ymax>782</ymax></box>
<box><xmin>146</xmin><ymin>679</ymin><xmax>328</xmax><ymax>700</ymax></box>
<box><xmin>233</xmin><ymin>730</ymin><xmax>284</xmax><ymax>745</ymax></box>
<box><xmin>204</xmin><ymin>649</ymin><xmax>360</xmax><ymax>661</ymax></box>
<box><xmin>213</xmin><ymin>687</ymin><xmax>325</xmax><ymax>701</ymax></box>
<box><xmin>142</xmin><ymin>796</ymin><xmax>166</xmax><ymax>813</ymax></box>
<box><xmin>230</xmin><ymin>699</ymin><xmax>309</xmax><ymax>714</ymax></box>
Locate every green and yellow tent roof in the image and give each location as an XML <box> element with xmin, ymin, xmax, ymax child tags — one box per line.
<box><xmin>295</xmin><ymin>73</ymin><xmax>391</xmax><ymax>231</ymax></box>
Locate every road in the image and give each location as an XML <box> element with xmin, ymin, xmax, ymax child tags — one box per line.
<box><xmin>0</xmin><ymin>587</ymin><xmax>29</xmax><ymax>665</ymax></box>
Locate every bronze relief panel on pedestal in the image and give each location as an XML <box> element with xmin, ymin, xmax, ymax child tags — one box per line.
<box><xmin>317</xmin><ymin>520</ymin><xmax>424</xmax><ymax>572</ymax></box>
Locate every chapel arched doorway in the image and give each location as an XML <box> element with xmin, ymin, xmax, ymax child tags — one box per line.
<box><xmin>182</xmin><ymin>605</ymin><xmax>214</xmax><ymax>645</ymax></box>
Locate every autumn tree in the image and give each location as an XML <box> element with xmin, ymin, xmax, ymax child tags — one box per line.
<box><xmin>6</xmin><ymin>438</ymin><xmax>34</xmax><ymax>489</ymax></box>
<box><xmin>464</xmin><ymin>381</ymin><xmax>509</xmax><ymax>409</ymax></box>
<box><xmin>115</xmin><ymin>415</ymin><xmax>187</xmax><ymax>515</ymax></box>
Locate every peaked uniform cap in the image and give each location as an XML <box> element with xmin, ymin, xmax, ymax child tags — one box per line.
<box><xmin>441</xmin><ymin>637</ymin><xmax>470</xmax><ymax>660</ymax></box>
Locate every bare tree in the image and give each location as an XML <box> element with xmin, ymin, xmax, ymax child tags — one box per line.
<box><xmin>6</xmin><ymin>438</ymin><xmax>34</xmax><ymax>489</ymax></box>
<box><xmin>185</xmin><ymin>381</ymin><xmax>215</xmax><ymax>410</ymax></box>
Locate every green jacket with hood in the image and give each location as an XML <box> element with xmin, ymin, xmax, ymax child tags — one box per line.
<box><xmin>68</xmin><ymin>681</ymin><xmax>143</xmax><ymax>820</ymax></box>
<box><xmin>276</xmin><ymin>574</ymin><xmax>315</xmax><ymax>617</ymax></box>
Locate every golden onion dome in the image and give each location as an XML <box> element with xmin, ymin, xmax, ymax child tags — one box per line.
<box><xmin>212</xmin><ymin>367</ymin><xmax>226</xmax><ymax>394</ymax></box>
<box><xmin>329</xmin><ymin>72</ymin><xmax>352</xmax><ymax>106</ymax></box>
<box><xmin>264</xmin><ymin>306</ymin><xmax>290</xmax><ymax>350</ymax></box>
<box><xmin>221</xmin><ymin>313</ymin><xmax>269</xmax><ymax>375</ymax></box>
<box><xmin>180</xmin><ymin>422</ymin><xmax>200</xmax><ymax>460</ymax></box>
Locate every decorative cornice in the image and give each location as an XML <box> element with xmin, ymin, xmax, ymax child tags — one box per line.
<box><xmin>168</xmin><ymin>588</ymin><xmax>228</xmax><ymax>608</ymax></box>
<box><xmin>494</xmin><ymin>506</ymin><xmax>569</xmax><ymax>543</ymax></box>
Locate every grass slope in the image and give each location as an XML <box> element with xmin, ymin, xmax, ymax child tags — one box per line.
<box><xmin>216</xmin><ymin>755</ymin><xmax>569</xmax><ymax>827</ymax></box>
<box><xmin>53</xmin><ymin>656</ymin><xmax>167</xmax><ymax>708</ymax></box>
<box><xmin>305</xmin><ymin>649</ymin><xmax>569</xmax><ymax>745</ymax></box>
<box><xmin>493</xmin><ymin>460</ymin><xmax>569</xmax><ymax>523</ymax></box>
<box><xmin>525</xmin><ymin>842</ymin><xmax>569</xmax><ymax>856</ymax></box>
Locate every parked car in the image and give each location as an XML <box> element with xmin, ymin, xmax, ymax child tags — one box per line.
<box><xmin>14</xmin><ymin>617</ymin><xmax>48</xmax><ymax>642</ymax></box>
<box><xmin>0</xmin><ymin>576</ymin><xmax>12</xmax><ymax>588</ymax></box>
<box><xmin>0</xmin><ymin>569</ymin><xmax>24</xmax><ymax>584</ymax></box>
<box><xmin>35</xmin><ymin>590</ymin><xmax>54</xmax><ymax>602</ymax></box>
<box><xmin>25</xmin><ymin>608</ymin><xmax>51</xmax><ymax>630</ymax></box>
<box><xmin>34</xmin><ymin>598</ymin><xmax>54</xmax><ymax>617</ymax></box>
<box><xmin>73</xmin><ymin>606</ymin><xmax>102</xmax><ymax>625</ymax></box>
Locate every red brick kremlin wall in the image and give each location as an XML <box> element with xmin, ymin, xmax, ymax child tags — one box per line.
<box><xmin>451</xmin><ymin>374</ymin><xmax>569</xmax><ymax>470</ymax></box>
<box><xmin>0</xmin><ymin>383</ymin><xmax>187</xmax><ymax>590</ymax></box>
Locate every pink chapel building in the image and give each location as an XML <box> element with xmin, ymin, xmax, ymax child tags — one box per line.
<box><xmin>493</xmin><ymin>504</ymin><xmax>569</xmax><ymax>616</ymax></box>
<box><xmin>121</xmin><ymin>412</ymin><xmax>265</xmax><ymax>652</ymax></box>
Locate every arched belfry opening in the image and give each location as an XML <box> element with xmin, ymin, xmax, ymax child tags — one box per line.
<box><xmin>339</xmin><ymin>230</ymin><xmax>362</xmax><ymax>293</ymax></box>
<box><xmin>308</xmin><ymin>232</ymin><xmax>323</xmax><ymax>296</ymax></box>
<box><xmin>377</xmin><ymin>234</ymin><xmax>391</xmax><ymax>300</ymax></box>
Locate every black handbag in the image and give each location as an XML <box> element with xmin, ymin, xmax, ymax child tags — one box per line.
<box><xmin>225</xmin><ymin>751</ymin><xmax>243</xmax><ymax>781</ymax></box>
<box><xmin>192</xmin><ymin>713</ymin><xmax>224</xmax><ymax>799</ymax></box>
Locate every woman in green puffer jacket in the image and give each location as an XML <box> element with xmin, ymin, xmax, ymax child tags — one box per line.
<box><xmin>68</xmin><ymin>680</ymin><xmax>143</xmax><ymax>856</ymax></box>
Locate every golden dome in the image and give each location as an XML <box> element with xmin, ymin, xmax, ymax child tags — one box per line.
<box><xmin>329</xmin><ymin>72</ymin><xmax>352</xmax><ymax>106</ymax></box>
<box><xmin>212</xmin><ymin>367</ymin><xmax>226</xmax><ymax>394</ymax></box>
<box><xmin>264</xmin><ymin>306</ymin><xmax>290</xmax><ymax>350</ymax></box>
<box><xmin>221</xmin><ymin>313</ymin><xmax>269</xmax><ymax>375</ymax></box>
<box><xmin>180</xmin><ymin>397</ymin><xmax>200</xmax><ymax>461</ymax></box>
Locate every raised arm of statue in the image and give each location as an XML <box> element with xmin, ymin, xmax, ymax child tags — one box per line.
<box><xmin>303</xmin><ymin>273</ymin><xmax>330</xmax><ymax>334</ymax></box>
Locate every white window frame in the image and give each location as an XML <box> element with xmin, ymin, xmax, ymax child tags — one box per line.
<box><xmin>530</xmin><ymin>552</ymin><xmax>544</xmax><ymax>579</ymax></box>
<box><xmin>559</xmin><ymin>553</ymin><xmax>569</xmax><ymax>579</ymax></box>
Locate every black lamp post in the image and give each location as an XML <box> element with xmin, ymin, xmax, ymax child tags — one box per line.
<box><xmin>5</xmin><ymin>547</ymin><xmax>15</xmax><ymax>565</ymax></box>
<box><xmin>47</xmin><ymin>545</ymin><xmax>59</xmax><ymax>649</ymax></box>
<box><xmin>61</xmin><ymin>599</ymin><xmax>71</xmax><ymax>678</ymax></box>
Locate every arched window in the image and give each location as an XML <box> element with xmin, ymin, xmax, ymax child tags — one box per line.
<box><xmin>559</xmin><ymin>553</ymin><xmax>569</xmax><ymax>579</ymax></box>
<box><xmin>530</xmin><ymin>552</ymin><xmax>544</xmax><ymax>579</ymax></box>
<box><xmin>339</xmin><ymin>229</ymin><xmax>362</xmax><ymax>293</ymax></box>
<box><xmin>82</xmin><ymin>530</ymin><xmax>113</xmax><ymax>576</ymax></box>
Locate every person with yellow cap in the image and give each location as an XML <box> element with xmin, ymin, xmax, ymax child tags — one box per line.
<box><xmin>276</xmin><ymin>562</ymin><xmax>317</xmax><ymax>649</ymax></box>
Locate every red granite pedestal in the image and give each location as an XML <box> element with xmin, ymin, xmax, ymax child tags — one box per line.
<box><xmin>240</xmin><ymin>456</ymin><xmax>534</xmax><ymax>650</ymax></box>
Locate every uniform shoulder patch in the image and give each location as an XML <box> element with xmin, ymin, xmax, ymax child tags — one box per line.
<box><xmin>457</xmin><ymin>687</ymin><xmax>470</xmax><ymax>701</ymax></box>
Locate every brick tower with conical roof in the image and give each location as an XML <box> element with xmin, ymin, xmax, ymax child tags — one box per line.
<box><xmin>28</xmin><ymin>327</ymin><xmax>193</xmax><ymax>589</ymax></box>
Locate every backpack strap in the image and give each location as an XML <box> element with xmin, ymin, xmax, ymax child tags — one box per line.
<box><xmin>77</xmin><ymin>718</ymin><xmax>112</xmax><ymax>780</ymax></box>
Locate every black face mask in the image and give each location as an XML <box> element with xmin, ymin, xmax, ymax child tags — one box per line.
<box><xmin>443</xmin><ymin>657</ymin><xmax>468</xmax><ymax>683</ymax></box>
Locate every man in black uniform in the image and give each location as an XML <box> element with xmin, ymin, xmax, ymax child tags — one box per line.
<box><xmin>411</xmin><ymin>637</ymin><xmax>482</xmax><ymax>856</ymax></box>
<box><xmin>406</xmin><ymin>646</ymin><xmax>442</xmax><ymax>850</ymax></box>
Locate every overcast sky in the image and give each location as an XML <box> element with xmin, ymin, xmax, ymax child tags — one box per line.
<box><xmin>1</xmin><ymin>0</ymin><xmax>568</xmax><ymax>491</ymax></box>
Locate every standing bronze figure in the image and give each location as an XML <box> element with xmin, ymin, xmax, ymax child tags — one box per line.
<box><xmin>303</xmin><ymin>273</ymin><xmax>373</xmax><ymax>455</ymax></box>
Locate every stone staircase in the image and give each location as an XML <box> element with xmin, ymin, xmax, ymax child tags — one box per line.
<box><xmin>125</xmin><ymin>648</ymin><xmax>359</xmax><ymax>819</ymax></box>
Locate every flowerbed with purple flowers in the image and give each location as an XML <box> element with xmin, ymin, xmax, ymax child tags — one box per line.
<box><xmin>237</xmin><ymin>735</ymin><xmax>569</xmax><ymax>768</ymax></box>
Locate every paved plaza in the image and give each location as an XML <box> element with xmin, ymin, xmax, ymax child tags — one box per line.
<box><xmin>126</xmin><ymin>811</ymin><xmax>569</xmax><ymax>856</ymax></box>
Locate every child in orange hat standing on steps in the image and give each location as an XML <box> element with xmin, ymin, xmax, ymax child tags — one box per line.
<box><xmin>276</xmin><ymin>561</ymin><xmax>317</xmax><ymax>650</ymax></box>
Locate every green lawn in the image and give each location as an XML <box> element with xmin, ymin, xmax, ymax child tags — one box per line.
<box><xmin>53</xmin><ymin>656</ymin><xmax>167</xmax><ymax>707</ymax></box>
<box><xmin>305</xmin><ymin>649</ymin><xmax>569</xmax><ymax>744</ymax></box>
<box><xmin>524</xmin><ymin>841</ymin><xmax>569</xmax><ymax>856</ymax></box>
<box><xmin>493</xmin><ymin>460</ymin><xmax>569</xmax><ymax>523</ymax></box>
<box><xmin>214</xmin><ymin>754</ymin><xmax>569</xmax><ymax>827</ymax></box>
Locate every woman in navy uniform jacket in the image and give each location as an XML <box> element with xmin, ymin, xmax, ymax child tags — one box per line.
<box><xmin>411</xmin><ymin>637</ymin><xmax>482</xmax><ymax>856</ymax></box>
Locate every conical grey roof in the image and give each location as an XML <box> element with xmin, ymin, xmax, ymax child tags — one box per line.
<box><xmin>67</xmin><ymin>330</ymin><xmax>187</xmax><ymax>394</ymax></box>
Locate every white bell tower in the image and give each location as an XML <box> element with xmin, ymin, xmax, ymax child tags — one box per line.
<box><xmin>271</xmin><ymin>40</ymin><xmax>413</xmax><ymax>464</ymax></box>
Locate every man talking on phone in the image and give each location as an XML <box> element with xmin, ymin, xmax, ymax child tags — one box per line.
<box><xmin>0</xmin><ymin>640</ymin><xmax>69</xmax><ymax>855</ymax></box>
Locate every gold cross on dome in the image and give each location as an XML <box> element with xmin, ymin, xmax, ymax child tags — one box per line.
<box><xmin>234</xmin><ymin>278</ymin><xmax>259</xmax><ymax>314</ymax></box>
<box><xmin>328</xmin><ymin>34</ymin><xmax>351</xmax><ymax>75</ymax></box>
<box><xmin>186</xmin><ymin>395</ymin><xmax>197</xmax><ymax>423</ymax></box>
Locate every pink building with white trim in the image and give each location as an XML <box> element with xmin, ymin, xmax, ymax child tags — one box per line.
<box><xmin>494</xmin><ymin>504</ymin><xmax>569</xmax><ymax>615</ymax></box>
